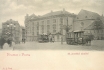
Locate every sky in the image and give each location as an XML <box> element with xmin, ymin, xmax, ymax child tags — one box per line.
<box><xmin>0</xmin><ymin>0</ymin><xmax>104</xmax><ymax>28</ymax></box>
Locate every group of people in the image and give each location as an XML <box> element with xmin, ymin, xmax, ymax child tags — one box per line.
<box><xmin>22</xmin><ymin>39</ymin><xmax>26</xmax><ymax>43</ymax></box>
<box><xmin>49</xmin><ymin>36</ymin><xmax>55</xmax><ymax>43</ymax></box>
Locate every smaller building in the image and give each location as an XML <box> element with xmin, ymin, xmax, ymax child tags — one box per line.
<box><xmin>2</xmin><ymin>19</ymin><xmax>21</xmax><ymax>43</ymax></box>
<box><xmin>73</xmin><ymin>9</ymin><xmax>104</xmax><ymax>40</ymax></box>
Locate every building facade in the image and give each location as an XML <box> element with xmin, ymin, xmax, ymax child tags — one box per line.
<box><xmin>73</xmin><ymin>9</ymin><xmax>104</xmax><ymax>40</ymax></box>
<box><xmin>25</xmin><ymin>9</ymin><xmax>76</xmax><ymax>41</ymax></box>
<box><xmin>2</xmin><ymin>19</ymin><xmax>22</xmax><ymax>42</ymax></box>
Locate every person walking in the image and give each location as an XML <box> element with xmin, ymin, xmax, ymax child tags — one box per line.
<box><xmin>52</xmin><ymin>36</ymin><xmax>55</xmax><ymax>43</ymax></box>
<box><xmin>24</xmin><ymin>39</ymin><xmax>26</xmax><ymax>43</ymax></box>
<box><xmin>22</xmin><ymin>39</ymin><xmax>24</xmax><ymax>43</ymax></box>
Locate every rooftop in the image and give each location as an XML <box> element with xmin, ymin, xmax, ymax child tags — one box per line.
<box><xmin>27</xmin><ymin>9</ymin><xmax>76</xmax><ymax>20</ymax></box>
<box><xmin>76</xmin><ymin>9</ymin><xmax>101</xmax><ymax>20</ymax></box>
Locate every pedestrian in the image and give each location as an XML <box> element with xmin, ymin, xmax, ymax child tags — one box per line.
<box><xmin>22</xmin><ymin>39</ymin><xmax>24</xmax><ymax>43</ymax></box>
<box><xmin>52</xmin><ymin>36</ymin><xmax>55</xmax><ymax>43</ymax></box>
<box><xmin>24</xmin><ymin>39</ymin><xmax>26</xmax><ymax>43</ymax></box>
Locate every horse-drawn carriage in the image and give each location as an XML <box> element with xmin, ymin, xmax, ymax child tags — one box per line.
<box><xmin>38</xmin><ymin>34</ymin><xmax>49</xmax><ymax>43</ymax></box>
<box><xmin>66</xmin><ymin>35</ymin><xmax>93</xmax><ymax>45</ymax></box>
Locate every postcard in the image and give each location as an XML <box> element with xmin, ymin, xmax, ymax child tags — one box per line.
<box><xmin>0</xmin><ymin>0</ymin><xmax>104</xmax><ymax>70</ymax></box>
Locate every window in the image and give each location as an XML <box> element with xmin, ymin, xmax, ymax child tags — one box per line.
<box><xmin>53</xmin><ymin>19</ymin><xmax>56</xmax><ymax>23</ymax></box>
<box><xmin>41</xmin><ymin>25</ymin><xmax>44</xmax><ymax>30</ymax></box>
<box><xmin>81</xmin><ymin>22</ymin><xmax>84</xmax><ymax>26</ymax></box>
<box><xmin>53</xmin><ymin>30</ymin><xmax>56</xmax><ymax>33</ymax></box>
<box><xmin>42</xmin><ymin>30</ymin><xmax>44</xmax><ymax>33</ymax></box>
<box><xmin>60</xmin><ymin>18</ymin><xmax>63</xmax><ymax>23</ymax></box>
<box><xmin>32</xmin><ymin>32</ymin><xmax>34</xmax><ymax>35</ymax></box>
<box><xmin>42</xmin><ymin>21</ymin><xmax>44</xmax><ymax>24</ymax></box>
<box><xmin>47</xmin><ymin>20</ymin><xmax>50</xmax><ymax>24</ymax></box>
<box><xmin>47</xmin><ymin>29</ymin><xmax>50</xmax><ymax>33</ymax></box>
<box><xmin>32</xmin><ymin>27</ymin><xmax>34</xmax><ymax>30</ymax></box>
<box><xmin>37</xmin><ymin>22</ymin><xmax>39</xmax><ymax>30</ymax></box>
<box><xmin>53</xmin><ymin>24</ymin><xmax>56</xmax><ymax>29</ymax></box>
<box><xmin>47</xmin><ymin>25</ymin><xmax>50</xmax><ymax>29</ymax></box>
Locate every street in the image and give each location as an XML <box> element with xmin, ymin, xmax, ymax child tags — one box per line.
<box><xmin>9</xmin><ymin>41</ymin><xmax>104</xmax><ymax>51</ymax></box>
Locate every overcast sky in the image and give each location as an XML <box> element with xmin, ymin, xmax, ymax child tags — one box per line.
<box><xmin>0</xmin><ymin>0</ymin><xmax>104</xmax><ymax>28</ymax></box>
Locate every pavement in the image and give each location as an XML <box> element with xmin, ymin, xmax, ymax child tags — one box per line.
<box><xmin>13</xmin><ymin>42</ymin><xmax>104</xmax><ymax>51</ymax></box>
<box><xmin>0</xmin><ymin>41</ymin><xmax>104</xmax><ymax>51</ymax></box>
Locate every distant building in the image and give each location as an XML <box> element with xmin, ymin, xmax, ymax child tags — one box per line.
<box><xmin>25</xmin><ymin>9</ymin><xmax>76</xmax><ymax>41</ymax></box>
<box><xmin>2</xmin><ymin>19</ymin><xmax>22</xmax><ymax>42</ymax></box>
<box><xmin>21</xmin><ymin>26</ymin><xmax>26</xmax><ymax>40</ymax></box>
<box><xmin>73</xmin><ymin>9</ymin><xmax>104</xmax><ymax>40</ymax></box>
<box><xmin>0</xmin><ymin>29</ymin><xmax>2</xmax><ymax>38</ymax></box>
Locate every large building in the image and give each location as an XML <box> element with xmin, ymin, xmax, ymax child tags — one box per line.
<box><xmin>25</xmin><ymin>9</ymin><xmax>104</xmax><ymax>41</ymax></box>
<box><xmin>25</xmin><ymin>9</ymin><xmax>76</xmax><ymax>41</ymax></box>
<box><xmin>73</xmin><ymin>9</ymin><xmax>104</xmax><ymax>40</ymax></box>
<box><xmin>2</xmin><ymin>19</ymin><xmax>22</xmax><ymax>42</ymax></box>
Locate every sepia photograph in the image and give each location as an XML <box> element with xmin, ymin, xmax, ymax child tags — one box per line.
<box><xmin>0</xmin><ymin>0</ymin><xmax>104</xmax><ymax>51</ymax></box>
<box><xmin>0</xmin><ymin>0</ymin><xmax>104</xmax><ymax>70</ymax></box>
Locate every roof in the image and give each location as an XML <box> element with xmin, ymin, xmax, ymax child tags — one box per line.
<box><xmin>84</xmin><ymin>20</ymin><xmax>104</xmax><ymax>30</ymax></box>
<box><xmin>76</xmin><ymin>9</ymin><xmax>100</xmax><ymax>20</ymax></box>
<box><xmin>28</xmin><ymin>14</ymin><xmax>39</xmax><ymax>19</ymax></box>
<box><xmin>28</xmin><ymin>9</ymin><xmax>76</xmax><ymax>20</ymax></box>
<box><xmin>42</xmin><ymin>10</ymin><xmax>73</xmax><ymax>17</ymax></box>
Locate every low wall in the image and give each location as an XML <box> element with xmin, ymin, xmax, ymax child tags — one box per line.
<box><xmin>91</xmin><ymin>40</ymin><xmax>104</xmax><ymax>47</ymax></box>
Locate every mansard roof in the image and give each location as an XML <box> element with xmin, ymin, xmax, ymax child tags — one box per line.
<box><xmin>42</xmin><ymin>10</ymin><xmax>75</xmax><ymax>17</ymax></box>
<box><xmin>76</xmin><ymin>9</ymin><xmax>100</xmax><ymax>20</ymax></box>
<box><xmin>27</xmin><ymin>10</ymin><xmax>76</xmax><ymax>20</ymax></box>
